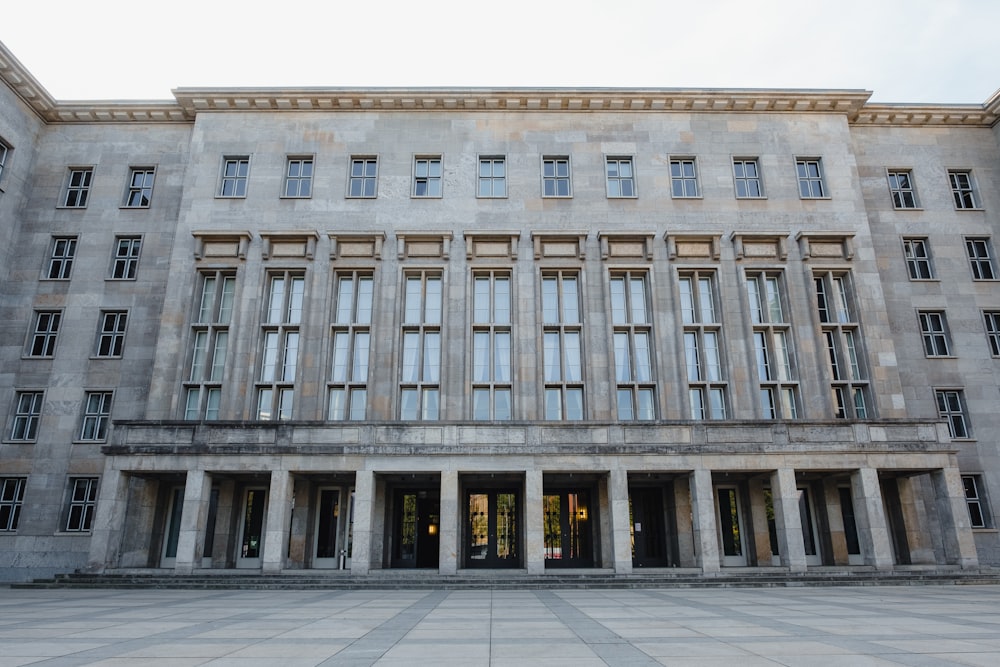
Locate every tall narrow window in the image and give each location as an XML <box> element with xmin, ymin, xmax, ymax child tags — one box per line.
<box><xmin>984</xmin><ymin>311</ymin><xmax>1000</xmax><ymax>357</ymax></box>
<box><xmin>329</xmin><ymin>273</ymin><xmax>373</xmax><ymax>420</ymax></box>
<box><xmin>0</xmin><ymin>478</ymin><xmax>26</xmax><ymax>532</ymax></box>
<box><xmin>902</xmin><ymin>238</ymin><xmax>934</xmax><ymax>280</ymax></box>
<box><xmin>0</xmin><ymin>140</ymin><xmax>9</xmax><ymax>185</ymax></box>
<box><xmin>27</xmin><ymin>310</ymin><xmax>61</xmax><ymax>357</ymax></box>
<box><xmin>679</xmin><ymin>272</ymin><xmax>727</xmax><ymax>419</ymax></box>
<box><xmin>936</xmin><ymin>389</ymin><xmax>969</xmax><ymax>439</ymax></box>
<box><xmin>283</xmin><ymin>157</ymin><xmax>313</xmax><ymax>198</ymax></box>
<box><xmin>746</xmin><ymin>272</ymin><xmax>798</xmax><ymax>419</ymax></box>
<box><xmin>962</xmin><ymin>475</ymin><xmax>989</xmax><ymax>529</ymax></box>
<box><xmin>348</xmin><ymin>157</ymin><xmax>378</xmax><ymax>198</ymax></box>
<box><xmin>966</xmin><ymin>237</ymin><xmax>997</xmax><ymax>280</ymax></box>
<box><xmin>542</xmin><ymin>157</ymin><xmax>571</xmax><ymax>197</ymax></box>
<box><xmin>123</xmin><ymin>167</ymin><xmax>154</xmax><ymax>207</ymax></box>
<box><xmin>79</xmin><ymin>391</ymin><xmax>112</xmax><ymax>441</ymax></box>
<box><xmin>219</xmin><ymin>157</ymin><xmax>249</xmax><ymax>197</ymax></box>
<box><xmin>918</xmin><ymin>311</ymin><xmax>952</xmax><ymax>357</ymax></box>
<box><xmin>62</xmin><ymin>168</ymin><xmax>93</xmax><ymax>207</ymax></box>
<box><xmin>110</xmin><ymin>236</ymin><xmax>142</xmax><ymax>280</ymax></box>
<box><xmin>949</xmin><ymin>170</ymin><xmax>981</xmax><ymax>209</ymax></box>
<box><xmin>796</xmin><ymin>158</ymin><xmax>826</xmax><ymax>198</ymax></box>
<box><xmin>542</xmin><ymin>272</ymin><xmax>584</xmax><ymax>420</ymax></box>
<box><xmin>95</xmin><ymin>311</ymin><xmax>128</xmax><ymax>357</ymax></box>
<box><xmin>887</xmin><ymin>170</ymin><xmax>917</xmax><ymax>209</ymax></box>
<box><xmin>610</xmin><ymin>272</ymin><xmax>655</xmax><ymax>420</ymax></box>
<box><xmin>65</xmin><ymin>478</ymin><xmax>98</xmax><ymax>532</ymax></box>
<box><xmin>412</xmin><ymin>157</ymin><xmax>442</xmax><ymax>197</ymax></box>
<box><xmin>400</xmin><ymin>273</ymin><xmax>442</xmax><ymax>419</ymax></box>
<box><xmin>256</xmin><ymin>272</ymin><xmax>304</xmax><ymax>420</ymax></box>
<box><xmin>733</xmin><ymin>158</ymin><xmax>763</xmax><ymax>198</ymax></box>
<box><xmin>184</xmin><ymin>272</ymin><xmax>236</xmax><ymax>420</ymax></box>
<box><xmin>45</xmin><ymin>236</ymin><xmax>77</xmax><ymax>280</ymax></box>
<box><xmin>10</xmin><ymin>391</ymin><xmax>43</xmax><ymax>441</ymax></box>
<box><xmin>472</xmin><ymin>271</ymin><xmax>512</xmax><ymax>420</ymax></box>
<box><xmin>815</xmin><ymin>272</ymin><xmax>870</xmax><ymax>418</ymax></box>
<box><xmin>670</xmin><ymin>158</ymin><xmax>699</xmax><ymax>198</ymax></box>
<box><xmin>606</xmin><ymin>157</ymin><xmax>635</xmax><ymax>198</ymax></box>
<box><xmin>478</xmin><ymin>156</ymin><xmax>507</xmax><ymax>198</ymax></box>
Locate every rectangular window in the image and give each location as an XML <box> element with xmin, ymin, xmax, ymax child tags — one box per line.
<box><xmin>670</xmin><ymin>158</ymin><xmax>699</xmax><ymax>198</ymax></box>
<box><xmin>984</xmin><ymin>311</ymin><xmax>1000</xmax><ymax>357</ymax></box>
<box><xmin>542</xmin><ymin>157</ymin><xmax>571</xmax><ymax>197</ymax></box>
<box><xmin>610</xmin><ymin>272</ymin><xmax>655</xmax><ymax>420</ymax></box>
<box><xmin>283</xmin><ymin>157</ymin><xmax>313</xmax><ymax>198</ymax></box>
<box><xmin>412</xmin><ymin>156</ymin><xmax>442</xmax><ymax>197</ymax></box>
<box><xmin>122</xmin><ymin>167</ymin><xmax>154</xmax><ymax>207</ymax></box>
<box><xmin>46</xmin><ymin>236</ymin><xmax>77</xmax><ymax>280</ymax></box>
<box><xmin>27</xmin><ymin>310</ymin><xmax>60</xmax><ymax>357</ymax></box>
<box><xmin>79</xmin><ymin>391</ymin><xmax>112</xmax><ymax>441</ymax></box>
<box><xmin>95</xmin><ymin>311</ymin><xmax>128</xmax><ymax>357</ymax></box>
<box><xmin>400</xmin><ymin>273</ymin><xmax>442</xmax><ymax>420</ymax></box>
<box><xmin>887</xmin><ymin>170</ymin><xmax>918</xmax><ymax>209</ymax></box>
<box><xmin>257</xmin><ymin>273</ymin><xmax>304</xmax><ymax>420</ymax></box>
<box><xmin>65</xmin><ymin>477</ymin><xmax>98</xmax><ymax>532</ymax></box>
<box><xmin>62</xmin><ymin>168</ymin><xmax>93</xmax><ymax>207</ymax></box>
<box><xmin>966</xmin><ymin>237</ymin><xmax>997</xmax><ymax>280</ymax></box>
<box><xmin>478</xmin><ymin>156</ymin><xmax>507</xmax><ymax>198</ymax></box>
<box><xmin>746</xmin><ymin>272</ymin><xmax>797</xmax><ymax>419</ymax></box>
<box><xmin>918</xmin><ymin>311</ymin><xmax>952</xmax><ymax>357</ymax></box>
<box><xmin>0</xmin><ymin>478</ymin><xmax>26</xmax><ymax>531</ymax></box>
<box><xmin>679</xmin><ymin>272</ymin><xmax>726</xmax><ymax>419</ymax></box>
<box><xmin>815</xmin><ymin>272</ymin><xmax>870</xmax><ymax>418</ymax></box>
<box><xmin>184</xmin><ymin>272</ymin><xmax>236</xmax><ymax>420</ymax></box>
<box><xmin>348</xmin><ymin>157</ymin><xmax>378</xmax><ymax>198</ymax></box>
<box><xmin>936</xmin><ymin>389</ymin><xmax>969</xmax><ymax>439</ymax></box>
<box><xmin>219</xmin><ymin>157</ymin><xmax>249</xmax><ymax>197</ymax></box>
<box><xmin>329</xmin><ymin>272</ymin><xmax>373</xmax><ymax>421</ymax></box>
<box><xmin>902</xmin><ymin>238</ymin><xmax>934</xmax><ymax>280</ymax></box>
<box><xmin>606</xmin><ymin>157</ymin><xmax>635</xmax><ymax>198</ymax></box>
<box><xmin>0</xmin><ymin>139</ymin><xmax>9</xmax><ymax>185</ymax></box>
<box><xmin>963</xmin><ymin>475</ymin><xmax>989</xmax><ymax>529</ymax></box>
<box><xmin>110</xmin><ymin>236</ymin><xmax>142</xmax><ymax>280</ymax></box>
<box><xmin>796</xmin><ymin>158</ymin><xmax>826</xmax><ymax>198</ymax></box>
<box><xmin>472</xmin><ymin>271</ymin><xmax>513</xmax><ymax>420</ymax></box>
<box><xmin>542</xmin><ymin>271</ymin><xmax>584</xmax><ymax>420</ymax></box>
<box><xmin>949</xmin><ymin>170</ymin><xmax>981</xmax><ymax>209</ymax></box>
<box><xmin>9</xmin><ymin>391</ymin><xmax>43</xmax><ymax>441</ymax></box>
<box><xmin>733</xmin><ymin>158</ymin><xmax>764</xmax><ymax>198</ymax></box>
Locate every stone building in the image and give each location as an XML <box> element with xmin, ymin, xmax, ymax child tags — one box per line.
<box><xmin>1</xmin><ymin>39</ymin><xmax>998</xmax><ymax>581</ymax></box>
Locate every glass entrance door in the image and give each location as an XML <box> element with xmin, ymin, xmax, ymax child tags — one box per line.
<box><xmin>838</xmin><ymin>486</ymin><xmax>862</xmax><ymax>565</ymax></box>
<box><xmin>313</xmin><ymin>487</ymin><xmax>342</xmax><ymax>569</ymax></box>
<box><xmin>466</xmin><ymin>490</ymin><xmax>519</xmax><ymax>568</ymax></box>
<box><xmin>543</xmin><ymin>490</ymin><xmax>594</xmax><ymax>568</ymax></box>
<box><xmin>716</xmin><ymin>486</ymin><xmax>747</xmax><ymax>566</ymax></box>
<box><xmin>629</xmin><ymin>487</ymin><xmax>668</xmax><ymax>568</ymax></box>
<box><xmin>390</xmin><ymin>489</ymin><xmax>439</xmax><ymax>569</ymax></box>
<box><xmin>236</xmin><ymin>487</ymin><xmax>266</xmax><ymax>569</ymax></box>
<box><xmin>160</xmin><ymin>486</ymin><xmax>184</xmax><ymax>568</ymax></box>
<box><xmin>798</xmin><ymin>486</ymin><xmax>822</xmax><ymax>566</ymax></box>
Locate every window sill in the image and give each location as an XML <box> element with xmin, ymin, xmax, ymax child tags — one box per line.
<box><xmin>53</xmin><ymin>531</ymin><xmax>93</xmax><ymax>537</ymax></box>
<box><xmin>954</xmin><ymin>207</ymin><xmax>985</xmax><ymax>212</ymax></box>
<box><xmin>56</xmin><ymin>205</ymin><xmax>89</xmax><ymax>210</ymax></box>
<box><xmin>119</xmin><ymin>205</ymin><xmax>151</xmax><ymax>210</ymax></box>
<box><xmin>736</xmin><ymin>196</ymin><xmax>768</xmax><ymax>201</ymax></box>
<box><xmin>799</xmin><ymin>196</ymin><xmax>832</xmax><ymax>201</ymax></box>
<box><xmin>278</xmin><ymin>195</ymin><xmax>312</xmax><ymax>200</ymax></box>
<box><xmin>971</xmin><ymin>527</ymin><xmax>997</xmax><ymax>533</ymax></box>
<box><xmin>214</xmin><ymin>195</ymin><xmax>247</xmax><ymax>200</ymax></box>
<box><xmin>892</xmin><ymin>206</ymin><xmax>923</xmax><ymax>211</ymax></box>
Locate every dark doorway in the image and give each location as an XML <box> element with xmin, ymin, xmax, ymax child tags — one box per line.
<box><xmin>544</xmin><ymin>488</ymin><xmax>595</xmax><ymax>568</ymax></box>
<box><xmin>466</xmin><ymin>489</ymin><xmax>520</xmax><ymax>568</ymax></box>
<box><xmin>629</xmin><ymin>486</ymin><xmax>669</xmax><ymax>568</ymax></box>
<box><xmin>390</xmin><ymin>488</ymin><xmax>440</xmax><ymax>569</ymax></box>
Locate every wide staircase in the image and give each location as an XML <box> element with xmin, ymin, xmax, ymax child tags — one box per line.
<box><xmin>13</xmin><ymin>566</ymin><xmax>1000</xmax><ymax>590</ymax></box>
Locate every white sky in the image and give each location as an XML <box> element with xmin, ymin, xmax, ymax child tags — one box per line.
<box><xmin>3</xmin><ymin>0</ymin><xmax>998</xmax><ymax>104</ymax></box>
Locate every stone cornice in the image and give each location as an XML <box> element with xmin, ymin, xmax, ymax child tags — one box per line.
<box><xmin>852</xmin><ymin>103</ymin><xmax>999</xmax><ymax>127</ymax></box>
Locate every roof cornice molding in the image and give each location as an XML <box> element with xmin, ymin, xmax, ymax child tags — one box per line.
<box><xmin>0</xmin><ymin>40</ymin><xmax>56</xmax><ymax>118</ymax></box>
<box><xmin>852</xmin><ymin>103</ymin><xmax>999</xmax><ymax>127</ymax></box>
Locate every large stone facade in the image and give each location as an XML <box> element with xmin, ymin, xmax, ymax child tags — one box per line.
<box><xmin>1</xmin><ymin>40</ymin><xmax>997</xmax><ymax>581</ymax></box>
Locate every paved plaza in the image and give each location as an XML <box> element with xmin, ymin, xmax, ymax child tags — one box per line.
<box><xmin>0</xmin><ymin>585</ymin><xmax>999</xmax><ymax>666</ymax></box>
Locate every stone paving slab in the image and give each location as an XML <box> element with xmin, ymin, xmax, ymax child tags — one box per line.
<box><xmin>0</xmin><ymin>585</ymin><xmax>997</xmax><ymax>665</ymax></box>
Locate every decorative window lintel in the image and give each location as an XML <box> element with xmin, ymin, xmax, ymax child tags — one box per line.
<box><xmin>261</xmin><ymin>231</ymin><xmax>320</xmax><ymax>260</ymax></box>
<box><xmin>796</xmin><ymin>232</ymin><xmax>855</xmax><ymax>261</ymax></box>
<box><xmin>665</xmin><ymin>233</ymin><xmax>721</xmax><ymax>261</ymax></box>
<box><xmin>328</xmin><ymin>232</ymin><xmax>386</xmax><ymax>261</ymax></box>
<box><xmin>396</xmin><ymin>231</ymin><xmax>453</xmax><ymax>260</ymax></box>
<box><xmin>191</xmin><ymin>231</ymin><xmax>252</xmax><ymax>260</ymax></box>
<box><xmin>598</xmin><ymin>232</ymin><xmax>655</xmax><ymax>261</ymax></box>
<box><xmin>463</xmin><ymin>231</ymin><xmax>520</xmax><ymax>260</ymax></box>
<box><xmin>731</xmin><ymin>232</ymin><xmax>789</xmax><ymax>261</ymax></box>
<box><xmin>531</xmin><ymin>231</ymin><xmax>588</xmax><ymax>260</ymax></box>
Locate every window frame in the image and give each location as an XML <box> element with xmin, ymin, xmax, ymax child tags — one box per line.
<box><xmin>184</xmin><ymin>271</ymin><xmax>237</xmax><ymax>421</ymax></box>
<box><xmin>61</xmin><ymin>167</ymin><xmax>94</xmax><ymax>208</ymax></box>
<box><xmin>78</xmin><ymin>390</ymin><xmax>113</xmax><ymax>442</ymax></box>
<box><xmin>746</xmin><ymin>271</ymin><xmax>798</xmax><ymax>420</ymax></box>
<box><xmin>412</xmin><ymin>155</ymin><xmax>443</xmax><ymax>198</ymax></box>
<box><xmin>44</xmin><ymin>235</ymin><xmax>77</xmax><ymax>281</ymax></box>
<box><xmin>0</xmin><ymin>477</ymin><xmax>26</xmax><ymax>532</ymax></box>
<box><xmin>477</xmin><ymin>155</ymin><xmax>507</xmax><ymax>199</ymax></box>
<box><xmin>815</xmin><ymin>271</ymin><xmax>871</xmax><ymax>419</ymax></box>
<box><xmin>669</xmin><ymin>157</ymin><xmax>700</xmax><ymax>198</ymax></box>
<box><xmin>983</xmin><ymin>310</ymin><xmax>1000</xmax><ymax>357</ymax></box>
<box><xmin>678</xmin><ymin>271</ymin><xmax>727</xmax><ymax>419</ymax></box>
<box><xmin>64</xmin><ymin>477</ymin><xmax>98</xmax><ymax>533</ymax></box>
<box><xmin>109</xmin><ymin>235</ymin><xmax>142</xmax><ymax>280</ymax></box>
<box><xmin>935</xmin><ymin>388</ymin><xmax>970</xmax><ymax>440</ymax></box>
<box><xmin>256</xmin><ymin>272</ymin><xmax>305</xmax><ymax>421</ymax></box>
<box><xmin>541</xmin><ymin>270</ymin><xmax>585</xmax><ymax>420</ymax></box>
<box><xmin>605</xmin><ymin>156</ymin><xmax>636</xmax><ymax>199</ymax></box>
<box><xmin>282</xmin><ymin>155</ymin><xmax>314</xmax><ymax>199</ymax></box>
<box><xmin>94</xmin><ymin>310</ymin><xmax>128</xmax><ymax>358</ymax></box>
<box><xmin>965</xmin><ymin>237</ymin><xmax>997</xmax><ymax>280</ymax></box>
<box><xmin>962</xmin><ymin>474</ymin><xmax>990</xmax><ymax>529</ymax></box>
<box><xmin>886</xmin><ymin>169</ymin><xmax>919</xmax><ymax>209</ymax></box>
<box><xmin>902</xmin><ymin>237</ymin><xmax>935</xmax><ymax>281</ymax></box>
<box><xmin>471</xmin><ymin>270</ymin><xmax>514</xmax><ymax>420</ymax></box>
<box><xmin>8</xmin><ymin>391</ymin><xmax>44</xmax><ymax>442</ymax></box>
<box><xmin>121</xmin><ymin>166</ymin><xmax>155</xmax><ymax>208</ymax></box>
<box><xmin>949</xmin><ymin>169</ymin><xmax>981</xmax><ymax>210</ymax></box>
<box><xmin>917</xmin><ymin>310</ymin><xmax>953</xmax><ymax>357</ymax></box>
<box><xmin>541</xmin><ymin>156</ymin><xmax>572</xmax><ymax>198</ymax></box>
<box><xmin>732</xmin><ymin>157</ymin><xmax>765</xmax><ymax>199</ymax></box>
<box><xmin>26</xmin><ymin>309</ymin><xmax>61</xmax><ymax>358</ymax></box>
<box><xmin>609</xmin><ymin>271</ymin><xmax>655</xmax><ymax>421</ymax></box>
<box><xmin>328</xmin><ymin>271</ymin><xmax>375</xmax><ymax>421</ymax></box>
<box><xmin>399</xmin><ymin>271</ymin><xmax>444</xmax><ymax>420</ymax></box>
<box><xmin>0</xmin><ymin>138</ymin><xmax>11</xmax><ymax>188</ymax></box>
<box><xmin>795</xmin><ymin>158</ymin><xmax>827</xmax><ymax>199</ymax></box>
<box><xmin>218</xmin><ymin>156</ymin><xmax>250</xmax><ymax>198</ymax></box>
<box><xmin>347</xmin><ymin>156</ymin><xmax>378</xmax><ymax>199</ymax></box>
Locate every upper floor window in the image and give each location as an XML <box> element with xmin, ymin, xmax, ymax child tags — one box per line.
<box><xmin>122</xmin><ymin>167</ymin><xmax>154</xmax><ymax>207</ymax></box>
<box><xmin>815</xmin><ymin>272</ymin><xmax>870</xmax><ymax>418</ymax></box>
<box><xmin>329</xmin><ymin>272</ymin><xmax>374</xmax><ymax>421</ymax></box>
<box><xmin>283</xmin><ymin>157</ymin><xmax>313</xmax><ymax>198</ymax></box>
<box><xmin>62</xmin><ymin>168</ymin><xmax>93</xmax><ymax>208</ymax></box>
<box><xmin>27</xmin><ymin>310</ymin><xmax>61</xmax><ymax>358</ymax></box>
<box><xmin>984</xmin><ymin>311</ymin><xmax>1000</xmax><ymax>357</ymax></box>
<box><xmin>796</xmin><ymin>158</ymin><xmax>826</xmax><ymax>198</ymax></box>
<box><xmin>949</xmin><ymin>170</ymin><xmax>981</xmax><ymax>209</ymax></box>
<box><xmin>412</xmin><ymin>156</ymin><xmax>442</xmax><ymax>197</ymax></box>
<box><xmin>110</xmin><ymin>236</ymin><xmax>142</xmax><ymax>280</ymax></box>
<box><xmin>184</xmin><ymin>272</ymin><xmax>236</xmax><ymax>420</ymax></box>
<box><xmin>472</xmin><ymin>271</ymin><xmax>513</xmax><ymax>420</ymax></box>
<box><xmin>963</xmin><ymin>475</ymin><xmax>990</xmax><ymax>529</ymax></box>
<box><xmin>95</xmin><ymin>310</ymin><xmax>128</xmax><ymax>357</ymax></box>
<box><xmin>887</xmin><ymin>170</ymin><xmax>918</xmax><ymax>209</ymax></box>
<box><xmin>219</xmin><ymin>157</ymin><xmax>249</xmax><ymax>198</ymax></box>
<box><xmin>9</xmin><ymin>391</ymin><xmax>43</xmax><ymax>442</ymax></box>
<box><xmin>79</xmin><ymin>391</ymin><xmax>113</xmax><ymax>441</ymax></box>
<box><xmin>64</xmin><ymin>477</ymin><xmax>98</xmax><ymax>532</ymax></box>
<box><xmin>542</xmin><ymin>271</ymin><xmax>583</xmax><ymax>420</ymax></box>
<box><xmin>0</xmin><ymin>139</ymin><xmax>10</xmax><ymax>185</ymax></box>
<box><xmin>733</xmin><ymin>158</ymin><xmax>764</xmax><ymax>198</ymax></box>
<box><xmin>606</xmin><ymin>157</ymin><xmax>636</xmax><ymax>198</ymax></box>
<box><xmin>918</xmin><ymin>311</ymin><xmax>952</xmax><ymax>357</ymax></box>
<box><xmin>746</xmin><ymin>272</ymin><xmax>797</xmax><ymax>419</ymax></box>
<box><xmin>542</xmin><ymin>157</ymin><xmax>571</xmax><ymax>197</ymax></box>
<box><xmin>679</xmin><ymin>272</ymin><xmax>726</xmax><ymax>419</ymax></box>
<box><xmin>478</xmin><ymin>156</ymin><xmax>507</xmax><ymax>198</ymax></box>
<box><xmin>257</xmin><ymin>272</ymin><xmax>304</xmax><ymax>420</ymax></box>
<box><xmin>348</xmin><ymin>157</ymin><xmax>378</xmax><ymax>198</ymax></box>
<box><xmin>610</xmin><ymin>272</ymin><xmax>655</xmax><ymax>420</ymax></box>
<box><xmin>0</xmin><ymin>477</ymin><xmax>26</xmax><ymax>532</ymax></box>
<box><xmin>965</xmin><ymin>237</ymin><xmax>997</xmax><ymax>280</ymax></box>
<box><xmin>936</xmin><ymin>389</ymin><xmax>970</xmax><ymax>439</ymax></box>
<box><xmin>902</xmin><ymin>238</ymin><xmax>934</xmax><ymax>280</ymax></box>
<box><xmin>45</xmin><ymin>236</ymin><xmax>77</xmax><ymax>280</ymax></box>
<box><xmin>670</xmin><ymin>158</ymin><xmax>699</xmax><ymax>198</ymax></box>
<box><xmin>400</xmin><ymin>273</ymin><xmax>442</xmax><ymax>420</ymax></box>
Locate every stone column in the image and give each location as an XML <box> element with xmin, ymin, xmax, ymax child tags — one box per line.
<box><xmin>85</xmin><ymin>464</ymin><xmax>129</xmax><ymax>573</ymax></box>
<box><xmin>852</xmin><ymin>468</ymin><xmax>894</xmax><ymax>569</ymax></box>
<box><xmin>896</xmin><ymin>476</ymin><xmax>934</xmax><ymax>564</ymax></box>
<box><xmin>689</xmin><ymin>468</ymin><xmax>720</xmax><ymax>573</ymax></box>
<box><xmin>931</xmin><ymin>468</ymin><xmax>979</xmax><ymax>568</ymax></box>
<box><xmin>771</xmin><ymin>468</ymin><xmax>806</xmax><ymax>572</ymax></box>
<box><xmin>823</xmin><ymin>478</ymin><xmax>849</xmax><ymax>566</ymax></box>
<box><xmin>174</xmin><ymin>469</ymin><xmax>212</xmax><ymax>574</ymax></box>
<box><xmin>525</xmin><ymin>469</ymin><xmax>545</xmax><ymax>574</ymax></box>
<box><xmin>439</xmin><ymin>470</ymin><xmax>459</xmax><ymax>575</ymax></box>
<box><xmin>261</xmin><ymin>469</ymin><xmax>292</xmax><ymax>574</ymax></box>
<box><xmin>748</xmin><ymin>477</ymin><xmax>774</xmax><ymax>566</ymax></box>
<box><xmin>350</xmin><ymin>470</ymin><xmax>375</xmax><ymax>574</ymax></box>
<box><xmin>608</xmin><ymin>467</ymin><xmax>632</xmax><ymax>574</ymax></box>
